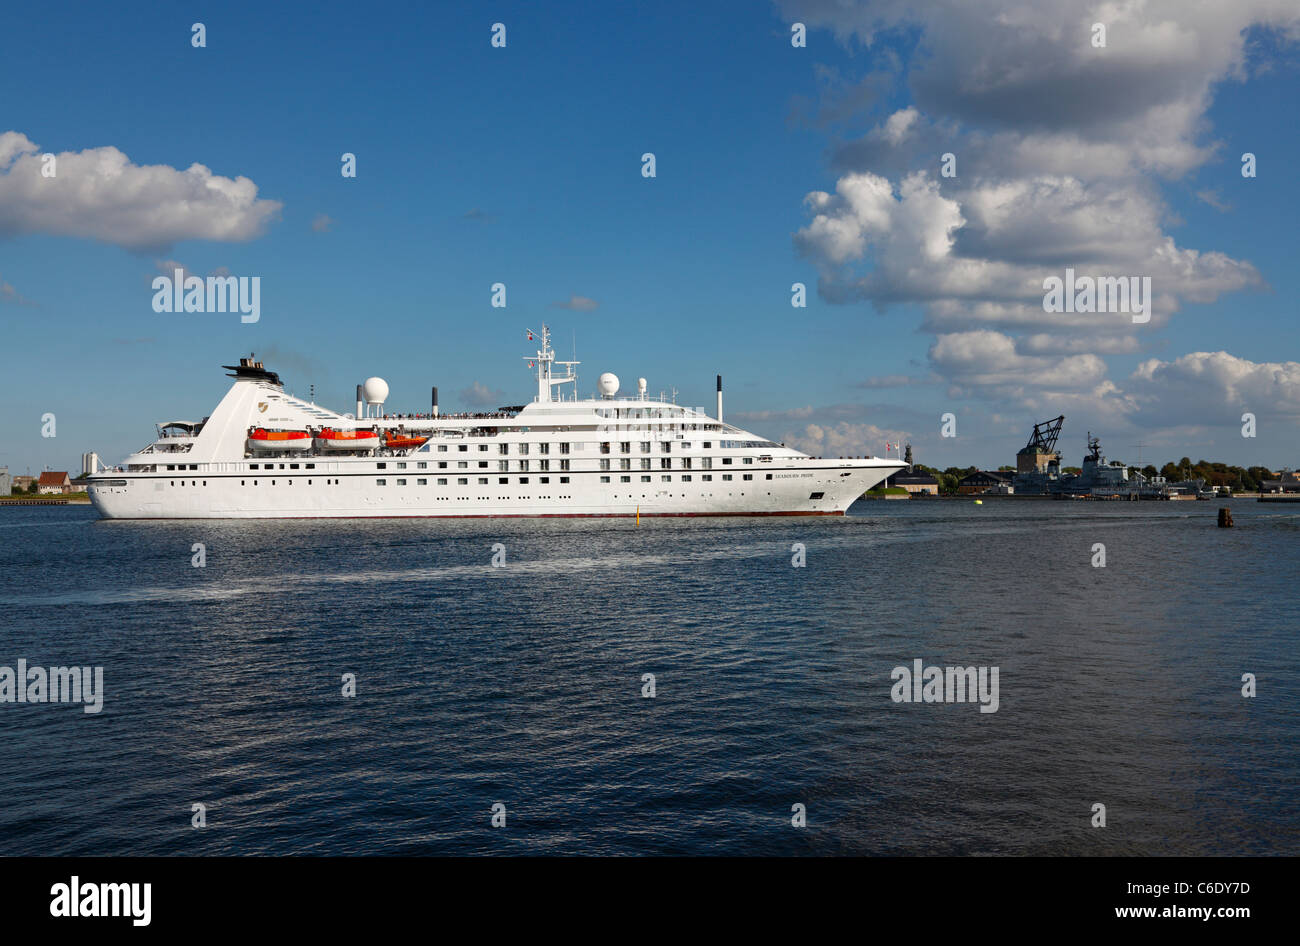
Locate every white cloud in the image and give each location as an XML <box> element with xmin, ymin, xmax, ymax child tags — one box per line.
<box><xmin>550</xmin><ymin>294</ymin><xmax>600</xmax><ymax>312</ymax></box>
<box><xmin>780</xmin><ymin>0</ymin><xmax>1293</xmax><ymax>431</ymax></box>
<box><xmin>0</xmin><ymin>131</ymin><xmax>282</xmax><ymax>252</ymax></box>
<box><xmin>459</xmin><ymin>381</ymin><xmax>504</xmax><ymax>407</ymax></box>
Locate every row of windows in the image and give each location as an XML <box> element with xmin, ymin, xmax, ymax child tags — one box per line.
<box><xmin>173</xmin><ymin>472</ymin><xmax>771</xmax><ymax>488</ymax></box>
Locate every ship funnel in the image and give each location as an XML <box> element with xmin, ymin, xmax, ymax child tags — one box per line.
<box><xmin>432</xmin><ymin>386</ymin><xmax>439</xmax><ymax>417</ymax></box>
<box><xmin>716</xmin><ymin>375</ymin><xmax>723</xmax><ymax>423</ymax></box>
<box><xmin>356</xmin><ymin>384</ymin><xmax>364</xmax><ymax>420</ymax></box>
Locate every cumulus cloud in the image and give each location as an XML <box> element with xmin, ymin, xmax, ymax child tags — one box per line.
<box><xmin>311</xmin><ymin>213</ymin><xmax>334</xmax><ymax>233</ymax></box>
<box><xmin>1129</xmin><ymin>352</ymin><xmax>1300</xmax><ymax>426</ymax></box>
<box><xmin>550</xmin><ymin>294</ymin><xmax>600</xmax><ymax>312</ymax></box>
<box><xmin>0</xmin><ymin>131</ymin><xmax>282</xmax><ymax>252</ymax></box>
<box><xmin>779</xmin><ymin>0</ymin><xmax>1294</xmax><ymax>431</ymax></box>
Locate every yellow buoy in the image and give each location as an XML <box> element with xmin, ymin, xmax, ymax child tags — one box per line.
<box><xmin>974</xmin><ymin>499</ymin><xmax>983</xmax><ymax>505</ymax></box>
<box><xmin>636</xmin><ymin>506</ymin><xmax>640</xmax><ymax>526</ymax></box>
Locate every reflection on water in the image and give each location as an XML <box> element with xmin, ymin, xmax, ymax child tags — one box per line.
<box><xmin>1</xmin><ymin>501</ymin><xmax>1296</xmax><ymax>855</ymax></box>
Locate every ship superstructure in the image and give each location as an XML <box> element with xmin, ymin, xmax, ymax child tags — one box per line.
<box><xmin>87</xmin><ymin>327</ymin><xmax>903</xmax><ymax>519</ymax></box>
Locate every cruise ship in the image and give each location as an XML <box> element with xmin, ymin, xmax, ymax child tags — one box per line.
<box><xmin>86</xmin><ymin>328</ymin><xmax>903</xmax><ymax>519</ymax></box>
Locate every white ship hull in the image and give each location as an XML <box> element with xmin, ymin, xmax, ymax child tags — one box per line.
<box><xmin>89</xmin><ymin>460</ymin><xmax>892</xmax><ymax>519</ymax></box>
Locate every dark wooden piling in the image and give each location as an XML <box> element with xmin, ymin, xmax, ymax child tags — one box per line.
<box><xmin>1218</xmin><ymin>507</ymin><xmax>1233</xmax><ymax>528</ymax></box>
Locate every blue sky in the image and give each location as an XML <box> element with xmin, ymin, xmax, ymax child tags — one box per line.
<box><xmin>2</xmin><ymin>0</ymin><xmax>1298</xmax><ymax>477</ymax></box>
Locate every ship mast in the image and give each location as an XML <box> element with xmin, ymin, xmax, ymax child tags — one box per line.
<box><xmin>525</xmin><ymin>324</ymin><xmax>579</xmax><ymax>402</ymax></box>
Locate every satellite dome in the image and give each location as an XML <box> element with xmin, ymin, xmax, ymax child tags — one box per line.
<box><xmin>597</xmin><ymin>372</ymin><xmax>620</xmax><ymax>397</ymax></box>
<box><xmin>362</xmin><ymin>377</ymin><xmax>390</xmax><ymax>405</ymax></box>
<box><xmin>637</xmin><ymin>378</ymin><xmax>647</xmax><ymax>396</ymax></box>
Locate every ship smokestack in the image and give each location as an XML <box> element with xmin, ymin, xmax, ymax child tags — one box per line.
<box><xmin>716</xmin><ymin>375</ymin><xmax>723</xmax><ymax>424</ymax></box>
<box><xmin>356</xmin><ymin>384</ymin><xmax>364</xmax><ymax>420</ymax></box>
<box><xmin>432</xmin><ymin>386</ymin><xmax>439</xmax><ymax>417</ymax></box>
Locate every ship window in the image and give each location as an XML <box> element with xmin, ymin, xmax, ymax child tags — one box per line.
<box><xmin>744</xmin><ymin>457</ymin><xmax>753</xmax><ymax>464</ymax></box>
<box><xmin>560</xmin><ymin>459</ymin><xmax>571</xmax><ymax>471</ymax></box>
<box><xmin>376</xmin><ymin>479</ymin><xmax>387</xmax><ymax>485</ymax></box>
<box><xmin>600</xmin><ymin>476</ymin><xmax>610</xmax><ymax>483</ymax></box>
<box><xmin>682</xmin><ymin>443</ymin><xmax>691</xmax><ymax>450</ymax></box>
<box><xmin>396</xmin><ymin>478</ymin><xmax>407</xmax><ymax>485</ymax></box>
<box><xmin>308</xmin><ymin>479</ymin><xmax>313</xmax><ymax>485</ymax></box>
<box><xmin>306</xmin><ymin>463</ymin><xmax>315</xmax><ymax>469</ymax></box>
<box><xmin>540</xmin><ymin>477</ymin><xmax>549</xmax><ymax>484</ymax></box>
<box><xmin>438</xmin><ymin>478</ymin><xmax>448</xmax><ymax>485</ymax></box>
<box><xmin>499</xmin><ymin>477</ymin><xmax>508</xmax><ymax>484</ymax></box>
<box><xmin>640</xmin><ymin>442</ymin><xmax>650</xmax><ymax>453</ymax></box>
<box><xmin>277</xmin><ymin>465</ymin><xmax>283</xmax><ymax>470</ymax></box>
<box><xmin>290</xmin><ymin>464</ymin><xmax>299</xmax><ymax>469</ymax></box>
<box><xmin>765</xmin><ymin>474</ymin><xmax>772</xmax><ymax>480</ymax></box>
<box><xmin>560</xmin><ymin>477</ymin><xmax>569</xmax><ymax>484</ymax></box>
<box><xmin>241</xmin><ymin>480</ymin><xmax>245</xmax><ymax>486</ymax></box>
<box><xmin>743</xmin><ymin>474</ymin><xmax>753</xmax><ymax>480</ymax></box>
<box><xmin>499</xmin><ymin>444</ymin><xmax>509</xmax><ymax>455</ymax></box>
<box><xmin>478</xmin><ymin>461</ymin><xmax>488</xmax><ymax>468</ymax></box>
<box><xmin>559</xmin><ymin>443</ymin><xmax>570</xmax><ymax>454</ymax></box>
<box><xmin>660</xmin><ymin>458</ymin><xmax>670</xmax><ymax>470</ymax></box>
<box><xmin>203</xmin><ymin>481</ymin><xmax>207</xmax><ymax>486</ymax></box>
<box><xmin>619</xmin><ymin>459</ymin><xmax>630</xmax><ymax>470</ymax></box>
<box><xmin>478</xmin><ymin>477</ymin><xmax>488</xmax><ymax>484</ymax></box>
<box><xmin>247</xmin><ymin>464</ymin><xmax>255</xmax><ymax>470</ymax></box>
<box><xmin>437</xmin><ymin>445</ymin><xmax>447</xmax><ymax>452</ymax></box>
<box><xmin>600</xmin><ymin>443</ymin><xmax>611</xmax><ymax>454</ymax></box>
<box><xmin>661</xmin><ymin>443</ymin><xmax>671</xmax><ymax>453</ymax></box>
<box><xmin>377</xmin><ymin>463</ymin><xmax>387</xmax><ymax>469</ymax></box>
<box><xmin>682</xmin><ymin>475</ymin><xmax>691</xmax><ymax>482</ymax></box>
<box><xmin>703</xmin><ymin>442</ymin><xmax>712</xmax><ymax>448</ymax></box>
<box><xmin>191</xmin><ymin>465</ymin><xmax>198</xmax><ymax>470</ymax></box>
<box><xmin>397</xmin><ymin>462</ymin><xmax>407</xmax><ymax>469</ymax></box>
<box><xmin>167</xmin><ymin>465</ymin><xmax>175</xmax><ymax>471</ymax></box>
<box><xmin>457</xmin><ymin>461</ymin><xmax>468</xmax><ymax>469</ymax></box>
<box><xmin>809</xmin><ymin>492</ymin><xmax>824</xmax><ymax>500</ymax></box>
<box><xmin>438</xmin><ymin>462</ymin><xmax>447</xmax><ymax>469</ymax></box>
<box><xmin>641</xmin><ymin>475</ymin><xmax>651</xmax><ymax>482</ymax></box>
<box><xmin>661</xmin><ymin>475</ymin><xmax>670</xmax><ymax>482</ymax></box>
<box><xmin>599</xmin><ymin>459</ymin><xmax>610</xmax><ymax>471</ymax></box>
<box><xmin>457</xmin><ymin>478</ymin><xmax>468</xmax><ymax>485</ymax></box>
<box><xmin>519</xmin><ymin>477</ymin><xmax>529</xmax><ymax>484</ymax></box>
<box><xmin>539</xmin><ymin>443</ymin><xmax>549</xmax><ymax>454</ymax></box>
<box><xmin>620</xmin><ymin>442</ymin><xmax>630</xmax><ymax>453</ymax></box>
<box><xmin>701</xmin><ymin>458</ymin><xmax>712</xmax><ymax>469</ymax></box>
<box><xmin>702</xmin><ymin>475</ymin><xmax>712</xmax><ymax>481</ymax></box>
<box><xmin>458</xmin><ymin>445</ymin><xmax>468</xmax><ymax>452</ymax></box>
<box><xmin>479</xmin><ymin>444</ymin><xmax>488</xmax><ymax>452</ymax></box>
<box><xmin>418</xmin><ymin>478</ymin><xmax>427</xmax><ymax>485</ymax></box>
<box><xmin>722</xmin><ymin>458</ymin><xmax>732</xmax><ymax>464</ymax></box>
<box><xmin>417</xmin><ymin>462</ymin><xmax>426</xmax><ymax>469</ymax></box>
<box><xmin>620</xmin><ymin>476</ymin><xmax>631</xmax><ymax>483</ymax></box>
<box><xmin>723</xmin><ymin>474</ymin><xmax>732</xmax><ymax>481</ymax></box>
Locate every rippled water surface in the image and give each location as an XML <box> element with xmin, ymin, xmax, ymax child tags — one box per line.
<box><xmin>1</xmin><ymin>500</ymin><xmax>1296</xmax><ymax>855</ymax></box>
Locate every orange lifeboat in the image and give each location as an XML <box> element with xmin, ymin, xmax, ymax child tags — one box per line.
<box><xmin>315</xmin><ymin>427</ymin><xmax>381</xmax><ymax>450</ymax></box>
<box><xmin>247</xmin><ymin>427</ymin><xmax>312</xmax><ymax>452</ymax></box>
<box><xmin>384</xmin><ymin>430</ymin><xmax>429</xmax><ymax>450</ymax></box>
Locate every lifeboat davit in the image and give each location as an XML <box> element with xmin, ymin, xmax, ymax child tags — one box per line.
<box><xmin>315</xmin><ymin>427</ymin><xmax>380</xmax><ymax>450</ymax></box>
<box><xmin>384</xmin><ymin>430</ymin><xmax>429</xmax><ymax>451</ymax></box>
<box><xmin>247</xmin><ymin>428</ymin><xmax>312</xmax><ymax>452</ymax></box>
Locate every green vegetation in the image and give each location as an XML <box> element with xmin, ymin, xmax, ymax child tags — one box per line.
<box><xmin>865</xmin><ymin>486</ymin><xmax>908</xmax><ymax>495</ymax></box>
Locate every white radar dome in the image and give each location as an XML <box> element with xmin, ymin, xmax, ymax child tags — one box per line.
<box><xmin>363</xmin><ymin>377</ymin><xmax>390</xmax><ymax>405</ymax></box>
<box><xmin>637</xmin><ymin>378</ymin><xmax>647</xmax><ymax>396</ymax></box>
<box><xmin>598</xmin><ymin>372</ymin><xmax>620</xmax><ymax>397</ymax></box>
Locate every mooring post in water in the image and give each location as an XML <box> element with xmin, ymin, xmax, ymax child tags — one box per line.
<box><xmin>1218</xmin><ymin>507</ymin><xmax>1233</xmax><ymax>528</ymax></box>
